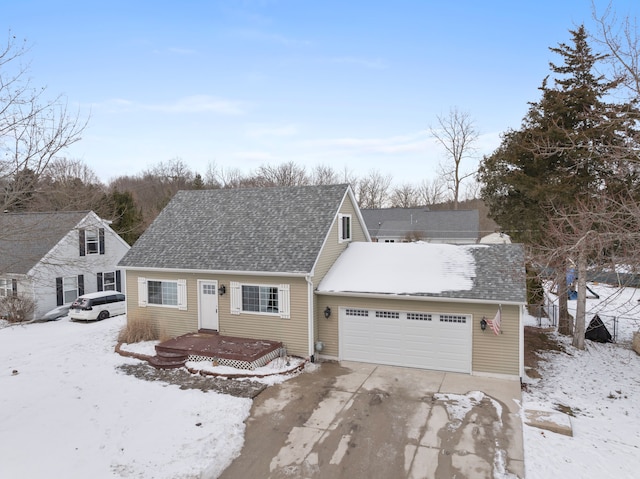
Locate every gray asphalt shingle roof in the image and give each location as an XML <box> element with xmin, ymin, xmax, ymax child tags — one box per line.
<box><xmin>0</xmin><ymin>211</ymin><xmax>89</xmax><ymax>274</ymax></box>
<box><xmin>361</xmin><ymin>208</ymin><xmax>479</xmax><ymax>241</ymax></box>
<box><xmin>118</xmin><ymin>184</ymin><xmax>351</xmax><ymax>274</ymax></box>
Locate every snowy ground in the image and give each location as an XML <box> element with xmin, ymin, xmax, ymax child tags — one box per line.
<box><xmin>3</xmin><ymin>283</ymin><xmax>640</xmax><ymax>478</ymax></box>
<box><xmin>523</xmin><ymin>283</ymin><xmax>640</xmax><ymax>479</ymax></box>
<box><xmin>0</xmin><ymin>316</ymin><xmax>272</xmax><ymax>479</ymax></box>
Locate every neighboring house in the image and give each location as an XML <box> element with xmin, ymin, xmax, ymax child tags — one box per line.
<box><xmin>316</xmin><ymin>242</ymin><xmax>526</xmax><ymax>379</ymax></box>
<box><xmin>119</xmin><ymin>185</ymin><xmax>526</xmax><ymax>379</ymax></box>
<box><xmin>0</xmin><ymin>211</ymin><xmax>130</xmax><ymax>320</ymax></box>
<box><xmin>361</xmin><ymin>207</ymin><xmax>479</xmax><ymax>244</ymax></box>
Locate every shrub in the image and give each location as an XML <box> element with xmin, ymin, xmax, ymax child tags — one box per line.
<box><xmin>118</xmin><ymin>313</ymin><xmax>157</xmax><ymax>343</ymax></box>
<box><xmin>0</xmin><ymin>295</ymin><xmax>35</xmax><ymax>323</ymax></box>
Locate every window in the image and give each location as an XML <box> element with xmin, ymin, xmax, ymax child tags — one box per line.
<box><xmin>85</xmin><ymin>229</ymin><xmax>99</xmax><ymax>254</ymax></box>
<box><xmin>242</xmin><ymin>285</ymin><xmax>279</xmax><ymax>313</ymax></box>
<box><xmin>440</xmin><ymin>314</ymin><xmax>468</xmax><ymax>323</ymax></box>
<box><xmin>230</xmin><ymin>282</ymin><xmax>290</xmax><ymax>318</ymax></box>
<box><xmin>148</xmin><ymin>280</ymin><xmax>178</xmax><ymax>306</ymax></box>
<box><xmin>79</xmin><ymin>227</ymin><xmax>105</xmax><ymax>256</ymax></box>
<box><xmin>102</xmin><ymin>272</ymin><xmax>116</xmax><ymax>291</ymax></box>
<box><xmin>0</xmin><ymin>279</ymin><xmax>9</xmax><ymax>297</ymax></box>
<box><xmin>338</xmin><ymin>214</ymin><xmax>352</xmax><ymax>243</ymax></box>
<box><xmin>63</xmin><ymin>276</ymin><xmax>78</xmax><ymax>304</ymax></box>
<box><xmin>345</xmin><ymin>308</ymin><xmax>368</xmax><ymax>316</ymax></box>
<box><xmin>137</xmin><ymin>278</ymin><xmax>187</xmax><ymax>310</ymax></box>
<box><xmin>407</xmin><ymin>312</ymin><xmax>432</xmax><ymax>321</ymax></box>
<box><xmin>375</xmin><ymin>310</ymin><xmax>399</xmax><ymax>319</ymax></box>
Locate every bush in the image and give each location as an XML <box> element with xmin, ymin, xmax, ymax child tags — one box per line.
<box><xmin>117</xmin><ymin>313</ymin><xmax>157</xmax><ymax>343</ymax></box>
<box><xmin>0</xmin><ymin>295</ymin><xmax>35</xmax><ymax>323</ymax></box>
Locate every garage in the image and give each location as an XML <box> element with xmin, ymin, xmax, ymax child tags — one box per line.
<box><xmin>316</xmin><ymin>242</ymin><xmax>527</xmax><ymax>378</ymax></box>
<box><xmin>339</xmin><ymin>307</ymin><xmax>471</xmax><ymax>373</ymax></box>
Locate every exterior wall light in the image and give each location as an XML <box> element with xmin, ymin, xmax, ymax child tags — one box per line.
<box><xmin>324</xmin><ymin>306</ymin><xmax>331</xmax><ymax>318</ymax></box>
<box><xmin>218</xmin><ymin>284</ymin><xmax>226</xmax><ymax>295</ymax></box>
<box><xmin>480</xmin><ymin>317</ymin><xmax>487</xmax><ymax>331</ymax></box>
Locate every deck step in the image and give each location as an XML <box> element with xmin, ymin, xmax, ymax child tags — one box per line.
<box><xmin>147</xmin><ymin>355</ymin><xmax>187</xmax><ymax>369</ymax></box>
<box><xmin>155</xmin><ymin>347</ymin><xmax>189</xmax><ymax>359</ymax></box>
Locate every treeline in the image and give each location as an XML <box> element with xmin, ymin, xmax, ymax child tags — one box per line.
<box><xmin>2</xmin><ymin>157</ymin><xmax>483</xmax><ymax>245</ymax></box>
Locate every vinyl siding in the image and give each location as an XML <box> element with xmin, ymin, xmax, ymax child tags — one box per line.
<box><xmin>315</xmin><ymin>294</ymin><xmax>521</xmax><ymax>376</ymax></box>
<box><xmin>311</xmin><ymin>193</ymin><xmax>369</xmax><ymax>354</ymax></box>
<box><xmin>125</xmin><ymin>270</ymin><xmax>311</xmax><ymax>357</ymax></box>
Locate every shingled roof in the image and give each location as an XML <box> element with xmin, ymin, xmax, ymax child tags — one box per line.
<box><xmin>317</xmin><ymin>243</ymin><xmax>526</xmax><ymax>304</ymax></box>
<box><xmin>361</xmin><ymin>208</ymin><xmax>479</xmax><ymax>241</ymax></box>
<box><xmin>0</xmin><ymin>211</ymin><xmax>89</xmax><ymax>274</ymax></box>
<box><xmin>118</xmin><ymin>184</ymin><xmax>351</xmax><ymax>274</ymax></box>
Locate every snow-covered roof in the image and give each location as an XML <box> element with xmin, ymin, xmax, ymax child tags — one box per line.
<box><xmin>317</xmin><ymin>242</ymin><xmax>526</xmax><ymax>304</ymax></box>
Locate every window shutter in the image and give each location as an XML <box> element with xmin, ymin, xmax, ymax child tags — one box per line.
<box><xmin>337</xmin><ymin>214</ymin><xmax>344</xmax><ymax>241</ymax></box>
<box><xmin>99</xmin><ymin>228</ymin><xmax>105</xmax><ymax>255</ymax></box>
<box><xmin>11</xmin><ymin>279</ymin><xmax>17</xmax><ymax>297</ymax></box>
<box><xmin>138</xmin><ymin>277</ymin><xmax>148</xmax><ymax>307</ymax></box>
<box><xmin>79</xmin><ymin>229</ymin><xmax>86</xmax><ymax>256</ymax></box>
<box><xmin>230</xmin><ymin>281</ymin><xmax>241</xmax><ymax>315</ymax></box>
<box><xmin>116</xmin><ymin>270</ymin><xmax>122</xmax><ymax>292</ymax></box>
<box><xmin>278</xmin><ymin>284</ymin><xmax>290</xmax><ymax>319</ymax></box>
<box><xmin>56</xmin><ymin>277</ymin><xmax>63</xmax><ymax>306</ymax></box>
<box><xmin>78</xmin><ymin>275</ymin><xmax>84</xmax><ymax>296</ymax></box>
<box><xmin>97</xmin><ymin>273</ymin><xmax>103</xmax><ymax>291</ymax></box>
<box><xmin>177</xmin><ymin>279</ymin><xmax>187</xmax><ymax>311</ymax></box>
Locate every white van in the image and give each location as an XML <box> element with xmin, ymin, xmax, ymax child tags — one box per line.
<box><xmin>69</xmin><ymin>291</ymin><xmax>126</xmax><ymax>321</ymax></box>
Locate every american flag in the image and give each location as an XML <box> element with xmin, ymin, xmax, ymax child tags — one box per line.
<box><xmin>487</xmin><ymin>307</ymin><xmax>501</xmax><ymax>335</ymax></box>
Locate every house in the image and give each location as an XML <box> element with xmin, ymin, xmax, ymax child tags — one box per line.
<box><xmin>119</xmin><ymin>184</ymin><xmax>526</xmax><ymax>378</ymax></box>
<box><xmin>316</xmin><ymin>242</ymin><xmax>526</xmax><ymax>379</ymax></box>
<box><xmin>0</xmin><ymin>211</ymin><xmax>131</xmax><ymax>320</ymax></box>
<box><xmin>117</xmin><ymin>184</ymin><xmax>369</xmax><ymax>360</ymax></box>
<box><xmin>361</xmin><ymin>207</ymin><xmax>479</xmax><ymax>244</ymax></box>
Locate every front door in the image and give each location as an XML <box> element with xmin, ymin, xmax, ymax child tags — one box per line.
<box><xmin>198</xmin><ymin>280</ymin><xmax>219</xmax><ymax>330</ymax></box>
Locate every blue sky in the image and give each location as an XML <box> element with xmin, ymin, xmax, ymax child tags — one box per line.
<box><xmin>2</xmin><ymin>0</ymin><xmax>638</xmax><ymax>186</ymax></box>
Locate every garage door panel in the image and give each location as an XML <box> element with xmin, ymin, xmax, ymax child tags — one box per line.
<box><xmin>340</xmin><ymin>308</ymin><xmax>471</xmax><ymax>373</ymax></box>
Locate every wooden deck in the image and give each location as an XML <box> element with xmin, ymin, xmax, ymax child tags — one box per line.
<box><xmin>149</xmin><ymin>331</ymin><xmax>284</xmax><ymax>370</ymax></box>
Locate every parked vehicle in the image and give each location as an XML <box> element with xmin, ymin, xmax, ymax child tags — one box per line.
<box><xmin>42</xmin><ymin>304</ymin><xmax>71</xmax><ymax>321</ymax></box>
<box><xmin>69</xmin><ymin>291</ymin><xmax>126</xmax><ymax>321</ymax></box>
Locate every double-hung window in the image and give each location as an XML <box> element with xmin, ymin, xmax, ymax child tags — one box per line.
<box><xmin>242</xmin><ymin>285</ymin><xmax>279</xmax><ymax>313</ymax></box>
<box><xmin>0</xmin><ymin>279</ymin><xmax>9</xmax><ymax>297</ymax></box>
<box><xmin>102</xmin><ymin>272</ymin><xmax>116</xmax><ymax>291</ymax></box>
<box><xmin>63</xmin><ymin>276</ymin><xmax>78</xmax><ymax>304</ymax></box>
<box><xmin>338</xmin><ymin>213</ymin><xmax>352</xmax><ymax>243</ymax></box>
<box><xmin>137</xmin><ymin>278</ymin><xmax>187</xmax><ymax>310</ymax></box>
<box><xmin>85</xmin><ymin>229</ymin><xmax>99</xmax><ymax>254</ymax></box>
<box><xmin>230</xmin><ymin>282</ymin><xmax>290</xmax><ymax>318</ymax></box>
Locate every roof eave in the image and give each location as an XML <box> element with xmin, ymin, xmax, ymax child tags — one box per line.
<box><xmin>314</xmin><ymin>289</ymin><xmax>526</xmax><ymax>306</ymax></box>
<box><xmin>118</xmin><ymin>265</ymin><xmax>310</xmax><ymax>278</ymax></box>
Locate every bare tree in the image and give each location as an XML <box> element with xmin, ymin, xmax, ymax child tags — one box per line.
<box><xmin>390</xmin><ymin>183</ymin><xmax>420</xmax><ymax>208</ymax></box>
<box><xmin>310</xmin><ymin>164</ymin><xmax>341</xmax><ymax>185</ymax></box>
<box><xmin>1</xmin><ymin>32</ymin><xmax>88</xmax><ymax>212</ymax></box>
<box><xmin>430</xmin><ymin>107</ymin><xmax>478</xmax><ymax>209</ymax></box>
<box><xmin>356</xmin><ymin>170</ymin><xmax>392</xmax><ymax>208</ymax></box>
<box><xmin>416</xmin><ymin>177</ymin><xmax>445</xmax><ymax>206</ymax></box>
<box><xmin>253</xmin><ymin>161</ymin><xmax>309</xmax><ymax>187</ymax></box>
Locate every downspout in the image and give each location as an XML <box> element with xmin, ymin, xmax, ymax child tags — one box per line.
<box><xmin>306</xmin><ymin>275</ymin><xmax>315</xmax><ymax>361</ymax></box>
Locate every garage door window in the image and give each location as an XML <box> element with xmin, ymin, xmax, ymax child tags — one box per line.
<box><xmin>375</xmin><ymin>310</ymin><xmax>399</xmax><ymax>319</ymax></box>
<box><xmin>407</xmin><ymin>312</ymin><xmax>432</xmax><ymax>321</ymax></box>
<box><xmin>345</xmin><ymin>308</ymin><xmax>368</xmax><ymax>316</ymax></box>
<box><xmin>440</xmin><ymin>314</ymin><xmax>467</xmax><ymax>323</ymax></box>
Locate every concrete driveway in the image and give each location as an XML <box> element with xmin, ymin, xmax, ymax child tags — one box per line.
<box><xmin>220</xmin><ymin>361</ymin><xmax>524</xmax><ymax>479</ymax></box>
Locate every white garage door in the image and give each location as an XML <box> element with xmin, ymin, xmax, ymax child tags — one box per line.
<box><xmin>339</xmin><ymin>307</ymin><xmax>472</xmax><ymax>373</ymax></box>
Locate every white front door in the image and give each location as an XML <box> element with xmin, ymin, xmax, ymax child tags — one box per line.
<box><xmin>198</xmin><ymin>280</ymin><xmax>219</xmax><ymax>330</ymax></box>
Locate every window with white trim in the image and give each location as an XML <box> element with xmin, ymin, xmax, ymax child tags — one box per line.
<box><xmin>137</xmin><ymin>278</ymin><xmax>187</xmax><ymax>310</ymax></box>
<box><xmin>102</xmin><ymin>271</ymin><xmax>116</xmax><ymax>291</ymax></box>
<box><xmin>338</xmin><ymin>213</ymin><xmax>352</xmax><ymax>242</ymax></box>
<box><xmin>63</xmin><ymin>276</ymin><xmax>78</xmax><ymax>304</ymax></box>
<box><xmin>230</xmin><ymin>282</ymin><xmax>290</xmax><ymax>319</ymax></box>
<box><xmin>0</xmin><ymin>279</ymin><xmax>9</xmax><ymax>297</ymax></box>
<box><xmin>85</xmin><ymin>229</ymin><xmax>99</xmax><ymax>254</ymax></box>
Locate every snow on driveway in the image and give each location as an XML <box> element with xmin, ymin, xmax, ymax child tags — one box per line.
<box><xmin>0</xmin><ymin>316</ymin><xmax>251</xmax><ymax>479</ymax></box>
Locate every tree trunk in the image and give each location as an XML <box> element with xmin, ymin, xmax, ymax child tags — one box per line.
<box><xmin>557</xmin><ymin>264</ymin><xmax>574</xmax><ymax>335</ymax></box>
<box><xmin>572</xmin><ymin>250</ymin><xmax>587</xmax><ymax>349</ymax></box>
